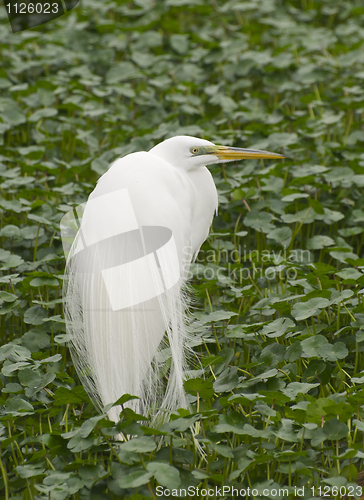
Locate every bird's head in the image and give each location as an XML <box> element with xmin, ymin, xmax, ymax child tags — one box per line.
<box><xmin>149</xmin><ymin>135</ymin><xmax>284</xmax><ymax>171</ymax></box>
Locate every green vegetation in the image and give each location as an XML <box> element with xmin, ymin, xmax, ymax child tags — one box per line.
<box><xmin>1</xmin><ymin>0</ymin><xmax>364</xmax><ymax>498</ymax></box>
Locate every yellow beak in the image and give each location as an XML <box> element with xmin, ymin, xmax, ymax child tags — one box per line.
<box><xmin>213</xmin><ymin>145</ymin><xmax>285</xmax><ymax>160</ymax></box>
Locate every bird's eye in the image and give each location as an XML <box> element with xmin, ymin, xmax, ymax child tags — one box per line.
<box><xmin>190</xmin><ymin>147</ymin><xmax>199</xmax><ymax>155</ymax></box>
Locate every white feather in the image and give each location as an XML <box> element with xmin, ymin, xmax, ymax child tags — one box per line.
<box><xmin>63</xmin><ymin>136</ymin><xmax>218</xmax><ymax>425</ymax></box>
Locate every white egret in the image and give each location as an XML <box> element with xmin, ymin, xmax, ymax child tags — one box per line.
<box><xmin>62</xmin><ymin>135</ymin><xmax>284</xmax><ymax>425</ymax></box>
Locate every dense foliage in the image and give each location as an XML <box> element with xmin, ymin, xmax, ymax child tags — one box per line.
<box><xmin>1</xmin><ymin>0</ymin><xmax>364</xmax><ymax>498</ymax></box>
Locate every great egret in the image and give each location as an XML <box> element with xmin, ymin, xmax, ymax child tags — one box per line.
<box><xmin>62</xmin><ymin>135</ymin><xmax>284</xmax><ymax>425</ymax></box>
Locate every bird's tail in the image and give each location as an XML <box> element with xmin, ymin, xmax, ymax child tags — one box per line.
<box><xmin>62</xmin><ymin>204</ymin><xmax>193</xmax><ymax>426</ymax></box>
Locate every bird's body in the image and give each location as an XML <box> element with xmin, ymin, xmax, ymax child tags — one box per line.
<box><xmin>93</xmin><ymin>148</ymin><xmax>218</xmax><ymax>264</ymax></box>
<box><xmin>62</xmin><ymin>136</ymin><xmax>283</xmax><ymax>425</ymax></box>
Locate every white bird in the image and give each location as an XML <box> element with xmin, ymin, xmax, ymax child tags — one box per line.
<box><xmin>62</xmin><ymin>135</ymin><xmax>283</xmax><ymax>426</ymax></box>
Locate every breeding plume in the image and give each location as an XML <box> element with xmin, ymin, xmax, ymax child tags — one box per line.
<box><xmin>62</xmin><ymin>135</ymin><xmax>283</xmax><ymax>424</ymax></box>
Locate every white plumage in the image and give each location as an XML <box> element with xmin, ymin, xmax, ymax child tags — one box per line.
<box><xmin>63</xmin><ymin>135</ymin><xmax>283</xmax><ymax>425</ymax></box>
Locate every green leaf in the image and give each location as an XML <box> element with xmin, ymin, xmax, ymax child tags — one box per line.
<box><xmin>30</xmin><ymin>277</ymin><xmax>59</xmax><ymax>287</ymax></box>
<box><xmin>54</xmin><ymin>386</ymin><xmax>90</xmax><ymax>405</ymax></box>
<box><xmin>291</xmin><ymin>298</ymin><xmax>329</xmax><ymax>320</ymax></box>
<box><xmin>212</xmin><ymin>411</ymin><xmax>248</xmax><ymax>434</ymax></box>
<box><xmin>0</xmin><ymin>343</ymin><xmax>32</xmax><ymax>362</ymax></box>
<box><xmin>281</xmin><ymin>192</ymin><xmax>309</xmax><ymax>202</ymax></box>
<box><xmin>268</xmin><ymin>132</ymin><xmax>298</xmax><ymax>148</ymax></box>
<box><xmin>301</xmin><ymin>335</ymin><xmax>348</xmax><ymax>361</ymax></box>
<box><xmin>78</xmin><ymin>464</ymin><xmax>105</xmax><ymax>483</ymax></box>
<box><xmin>307</xmin><ymin>235</ymin><xmax>335</xmax><ymax>249</ymax></box>
<box><xmin>260</xmin><ymin>317</ymin><xmax>295</xmax><ymax>338</ymax></box>
<box><xmin>285</xmin><ymin>342</ymin><xmax>302</xmax><ymax>362</ymax></box>
<box><xmin>28</xmin><ymin>108</ymin><xmax>58</xmax><ymax>122</ymax></box>
<box><xmin>319</xmin><ymin>342</ymin><xmax>348</xmax><ymax>361</ymax></box>
<box><xmin>301</xmin><ymin>335</ymin><xmax>328</xmax><ymax>357</ymax></box>
<box><xmin>103</xmin><ymin>393</ymin><xmax>140</xmax><ymax>413</ymax></box>
<box><xmin>170</xmin><ymin>34</ymin><xmax>189</xmax><ymax>54</ymax></box>
<box><xmin>197</xmin><ymin>310</ymin><xmax>237</xmax><ymax>323</ymax></box>
<box><xmin>5</xmin><ymin>396</ymin><xmax>34</xmax><ymax>415</ymax></box>
<box><xmin>0</xmin><ymin>253</ymin><xmax>24</xmax><ymax>269</ymax></box>
<box><xmin>306</xmin><ymin>398</ymin><xmax>335</xmax><ymax>424</ymax></box>
<box><xmin>67</xmin><ymin>433</ymin><xmax>95</xmax><ymax>452</ymax></box>
<box><xmin>336</xmin><ymin>268</ymin><xmax>363</xmax><ymax>280</ymax></box>
<box><xmin>0</xmin><ymin>102</ymin><xmax>26</xmax><ymax>125</ymax></box>
<box><xmin>146</xmin><ymin>462</ymin><xmax>180</xmax><ymax>489</ymax></box>
<box><xmin>167</xmin><ymin>414</ymin><xmax>200</xmax><ymax>432</ymax></box>
<box><xmin>323</xmin><ymin>419</ymin><xmax>349</xmax><ymax>440</ymax></box>
<box><xmin>106</xmin><ymin>62</ymin><xmax>140</xmax><ymax>83</ymax></box>
<box><xmin>21</xmin><ymin>330</ymin><xmax>50</xmax><ymax>351</ymax></box>
<box><xmin>18</xmin><ymin>368</ymin><xmax>42</xmax><ymax>387</ymax></box>
<box><xmin>18</xmin><ymin>145</ymin><xmax>45</xmax><ymax>159</ymax></box>
<box><xmin>184</xmin><ymin>378</ymin><xmax>214</xmax><ymax>398</ymax></box>
<box><xmin>0</xmin><ymin>291</ymin><xmax>17</xmax><ymax>302</ymax></box>
<box><xmin>274</xmin><ymin>419</ymin><xmax>299</xmax><ymax>442</ymax></box>
<box><xmin>302</xmin><ymin>360</ymin><xmax>326</xmax><ymax>383</ymax></box>
<box><xmin>119</xmin><ymin>436</ymin><xmax>157</xmax><ymax>453</ymax></box>
<box><xmin>0</xmin><ymin>225</ymin><xmax>21</xmax><ymax>238</ymax></box>
<box><xmin>267</xmin><ymin>227</ymin><xmax>292</xmax><ymax>248</ymax></box>
<box><xmin>329</xmin><ymin>289</ymin><xmax>354</xmax><ymax>304</ymax></box>
<box><xmin>213</xmin><ymin>367</ymin><xmax>239</xmax><ymax>393</ymax></box>
<box><xmin>23</xmin><ymin>306</ymin><xmax>48</xmax><ymax>325</ymax></box>
<box><xmin>322</xmin><ymin>476</ymin><xmax>347</xmax><ymax>487</ymax></box>
<box><xmin>282</xmin><ymin>382</ymin><xmax>319</xmax><ymax>399</ymax></box>
<box><xmin>210</xmin><ymin>443</ymin><xmax>234</xmax><ymax>458</ymax></box>
<box><xmin>308</xmin><ymin>198</ymin><xmax>325</xmax><ymax>215</ymax></box>
<box><xmin>325</xmin><ymin>167</ymin><xmax>354</xmax><ymax>183</ymax></box>
<box><xmin>16</xmin><ymin>464</ymin><xmax>45</xmax><ymax>478</ymax></box>
<box><xmin>117</xmin><ymin>468</ymin><xmax>153</xmax><ymax>489</ymax></box>
<box><xmin>79</xmin><ymin>415</ymin><xmax>107</xmax><ymax>438</ymax></box>
<box><xmin>244</xmin><ymin>210</ymin><xmax>275</xmax><ymax>233</ymax></box>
